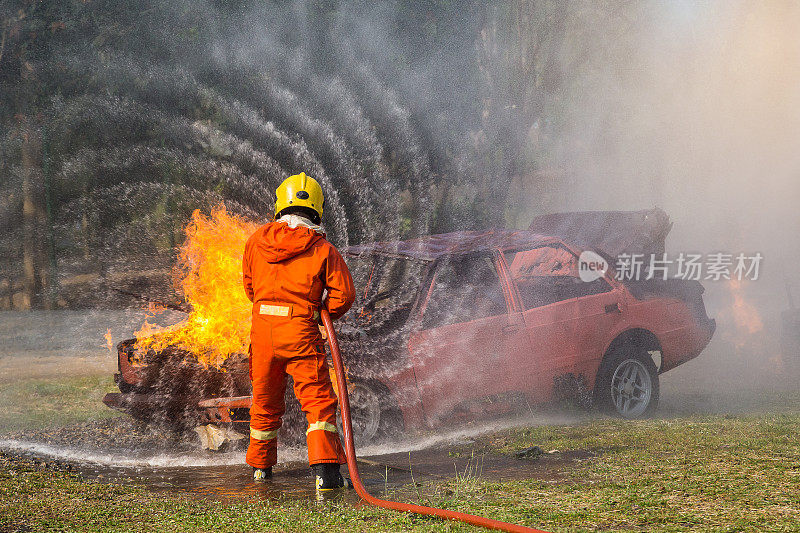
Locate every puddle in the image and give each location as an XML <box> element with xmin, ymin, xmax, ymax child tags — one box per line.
<box><xmin>1</xmin><ymin>444</ymin><xmax>583</xmax><ymax>502</ymax></box>
<box><xmin>1</xmin><ymin>414</ymin><xmax>588</xmax><ymax>502</ymax></box>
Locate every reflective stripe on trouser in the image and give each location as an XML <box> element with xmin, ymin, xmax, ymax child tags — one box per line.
<box><xmin>307</xmin><ymin>421</ymin><xmax>337</xmax><ymax>435</ymax></box>
<box><xmin>305</xmin><ymin>420</ymin><xmax>344</xmax><ymax>465</ymax></box>
<box><xmin>247</xmin><ymin>427</ymin><xmax>279</xmax><ymax>469</ymax></box>
<box><xmin>247</xmin><ymin>319</ymin><xmax>346</xmax><ymax>469</ymax></box>
<box><xmin>251</xmin><ymin>427</ymin><xmax>278</xmax><ymax>440</ymax></box>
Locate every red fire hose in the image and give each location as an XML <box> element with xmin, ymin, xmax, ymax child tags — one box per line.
<box><xmin>321</xmin><ymin>309</ymin><xmax>550</xmax><ymax>533</ymax></box>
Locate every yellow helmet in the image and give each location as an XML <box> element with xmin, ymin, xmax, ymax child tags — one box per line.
<box><xmin>274</xmin><ymin>172</ymin><xmax>324</xmax><ymax>219</ymax></box>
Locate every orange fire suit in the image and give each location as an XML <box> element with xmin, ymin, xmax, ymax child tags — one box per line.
<box><xmin>243</xmin><ymin>220</ymin><xmax>355</xmax><ymax>469</ymax></box>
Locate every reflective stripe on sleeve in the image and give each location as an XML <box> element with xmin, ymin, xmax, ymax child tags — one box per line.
<box><xmin>306</xmin><ymin>421</ymin><xmax>338</xmax><ymax>435</ymax></box>
<box><xmin>250</xmin><ymin>427</ymin><xmax>279</xmax><ymax>441</ymax></box>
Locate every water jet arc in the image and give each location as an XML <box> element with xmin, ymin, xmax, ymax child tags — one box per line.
<box><xmin>321</xmin><ymin>309</ymin><xmax>550</xmax><ymax>533</ymax></box>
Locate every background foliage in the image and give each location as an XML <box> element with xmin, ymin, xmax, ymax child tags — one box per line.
<box><xmin>0</xmin><ymin>0</ymin><xmax>634</xmax><ymax>309</ymax></box>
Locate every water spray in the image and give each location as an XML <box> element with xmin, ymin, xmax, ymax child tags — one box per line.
<box><xmin>321</xmin><ymin>309</ymin><xmax>550</xmax><ymax>533</ymax></box>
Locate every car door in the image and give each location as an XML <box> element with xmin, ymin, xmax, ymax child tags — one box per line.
<box><xmin>501</xmin><ymin>244</ymin><xmax>583</xmax><ymax>403</ymax></box>
<box><xmin>572</xmin><ymin>263</ymin><xmax>627</xmax><ymax>383</ymax></box>
<box><xmin>407</xmin><ymin>253</ymin><xmax>531</xmax><ymax>423</ymax></box>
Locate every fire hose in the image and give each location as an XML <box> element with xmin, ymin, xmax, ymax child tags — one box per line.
<box><xmin>320</xmin><ymin>309</ymin><xmax>550</xmax><ymax>533</ymax></box>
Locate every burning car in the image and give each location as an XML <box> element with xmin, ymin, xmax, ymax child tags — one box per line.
<box><xmin>104</xmin><ymin>208</ymin><xmax>715</xmax><ymax>444</ymax></box>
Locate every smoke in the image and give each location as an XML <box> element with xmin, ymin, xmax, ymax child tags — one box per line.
<box><xmin>520</xmin><ymin>1</ymin><xmax>800</xmax><ymax>397</ymax></box>
<box><xmin>550</xmin><ymin>2</ymin><xmax>800</xmax><ymax>246</ymax></box>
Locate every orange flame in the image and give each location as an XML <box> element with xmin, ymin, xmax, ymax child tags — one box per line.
<box><xmin>725</xmin><ymin>278</ymin><xmax>768</xmax><ymax>361</ymax></box>
<box><xmin>104</xmin><ymin>328</ymin><xmax>114</xmax><ymax>354</ymax></box>
<box><xmin>135</xmin><ymin>205</ymin><xmax>259</xmax><ymax>367</ymax></box>
<box><xmin>724</xmin><ymin>279</ymin><xmax>785</xmax><ymax>374</ymax></box>
<box><xmin>728</xmin><ymin>279</ymin><xmax>764</xmax><ymax>338</ymax></box>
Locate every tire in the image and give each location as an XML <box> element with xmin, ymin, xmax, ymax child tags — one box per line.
<box><xmin>337</xmin><ymin>380</ymin><xmax>402</xmax><ymax>445</ymax></box>
<box><xmin>277</xmin><ymin>379</ymin><xmax>400</xmax><ymax>446</ymax></box>
<box><xmin>593</xmin><ymin>346</ymin><xmax>659</xmax><ymax>419</ymax></box>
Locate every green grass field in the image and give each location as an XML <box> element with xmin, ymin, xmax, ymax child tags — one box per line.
<box><xmin>0</xmin><ymin>375</ymin><xmax>120</xmax><ymax>433</ymax></box>
<box><xmin>3</xmin><ymin>407</ymin><xmax>799</xmax><ymax>532</ymax></box>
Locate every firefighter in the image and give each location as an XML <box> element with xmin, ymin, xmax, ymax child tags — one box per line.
<box><xmin>243</xmin><ymin>172</ymin><xmax>355</xmax><ymax>490</ymax></box>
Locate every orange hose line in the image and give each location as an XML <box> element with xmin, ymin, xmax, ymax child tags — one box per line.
<box><xmin>321</xmin><ymin>310</ymin><xmax>551</xmax><ymax>533</ymax></box>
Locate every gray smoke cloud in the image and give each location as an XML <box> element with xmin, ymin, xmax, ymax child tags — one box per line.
<box><xmin>518</xmin><ymin>1</ymin><xmax>800</xmax><ymax>401</ymax></box>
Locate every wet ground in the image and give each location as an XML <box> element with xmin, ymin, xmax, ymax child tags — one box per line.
<box><xmin>2</xmin><ymin>384</ymin><xmax>797</xmax><ymax>505</ymax></box>
<box><xmin>5</xmin><ymin>370</ymin><xmax>797</xmax><ymax>505</ymax></box>
<box><xmin>2</xmin><ymin>309</ymin><xmax>797</xmax><ymax>505</ymax></box>
<box><xmin>0</xmin><ymin>430</ymin><xmax>589</xmax><ymax>504</ymax></box>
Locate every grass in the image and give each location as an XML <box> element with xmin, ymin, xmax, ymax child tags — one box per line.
<box><xmin>2</xmin><ymin>408</ymin><xmax>799</xmax><ymax>532</ymax></box>
<box><xmin>1</xmin><ymin>459</ymin><xmax>456</xmax><ymax>533</ymax></box>
<box><xmin>0</xmin><ymin>375</ymin><xmax>120</xmax><ymax>433</ymax></box>
<box><xmin>427</xmin><ymin>413</ymin><xmax>800</xmax><ymax>531</ymax></box>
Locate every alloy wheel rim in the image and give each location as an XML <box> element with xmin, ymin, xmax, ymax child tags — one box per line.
<box><xmin>610</xmin><ymin>359</ymin><xmax>652</xmax><ymax>417</ymax></box>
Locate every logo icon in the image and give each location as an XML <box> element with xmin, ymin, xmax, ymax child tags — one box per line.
<box><xmin>578</xmin><ymin>251</ymin><xmax>608</xmax><ymax>282</ymax></box>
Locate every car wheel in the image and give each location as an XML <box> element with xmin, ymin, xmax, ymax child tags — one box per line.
<box><xmin>339</xmin><ymin>381</ymin><xmax>383</xmax><ymax>444</ymax></box>
<box><xmin>594</xmin><ymin>347</ymin><xmax>659</xmax><ymax>419</ymax></box>
<box><xmin>281</xmin><ymin>379</ymin><xmax>395</xmax><ymax>445</ymax></box>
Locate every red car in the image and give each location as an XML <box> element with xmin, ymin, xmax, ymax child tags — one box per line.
<box><xmin>104</xmin><ymin>209</ymin><xmax>715</xmax><ymax>443</ymax></box>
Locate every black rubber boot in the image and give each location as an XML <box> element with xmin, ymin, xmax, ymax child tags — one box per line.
<box><xmin>253</xmin><ymin>467</ymin><xmax>272</xmax><ymax>482</ymax></box>
<box><xmin>312</xmin><ymin>463</ymin><xmax>349</xmax><ymax>490</ymax></box>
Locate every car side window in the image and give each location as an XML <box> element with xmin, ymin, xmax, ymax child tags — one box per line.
<box><xmin>421</xmin><ymin>255</ymin><xmax>507</xmax><ymax>330</ymax></box>
<box><xmin>504</xmin><ymin>245</ymin><xmax>611</xmax><ymax>309</ymax></box>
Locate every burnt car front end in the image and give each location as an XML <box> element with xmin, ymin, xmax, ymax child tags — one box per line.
<box><xmin>333</xmin><ymin>251</ymin><xmax>433</xmax><ymax>436</ymax></box>
<box><xmin>103</xmin><ymin>338</ymin><xmax>251</xmax><ymax>429</ymax></box>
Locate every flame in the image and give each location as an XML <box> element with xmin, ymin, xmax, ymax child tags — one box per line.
<box><xmin>722</xmin><ymin>279</ymin><xmax>786</xmax><ymax>374</ymax></box>
<box><xmin>104</xmin><ymin>328</ymin><xmax>114</xmax><ymax>353</ymax></box>
<box><xmin>725</xmin><ymin>278</ymin><xmax>770</xmax><ymax>364</ymax></box>
<box><xmin>728</xmin><ymin>279</ymin><xmax>764</xmax><ymax>339</ymax></box>
<box><xmin>135</xmin><ymin>205</ymin><xmax>259</xmax><ymax>367</ymax></box>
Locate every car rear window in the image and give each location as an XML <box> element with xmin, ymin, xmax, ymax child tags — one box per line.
<box><xmin>504</xmin><ymin>246</ymin><xmax>611</xmax><ymax>308</ymax></box>
<box><xmin>508</xmin><ymin>246</ymin><xmax>578</xmax><ymax>279</ymax></box>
